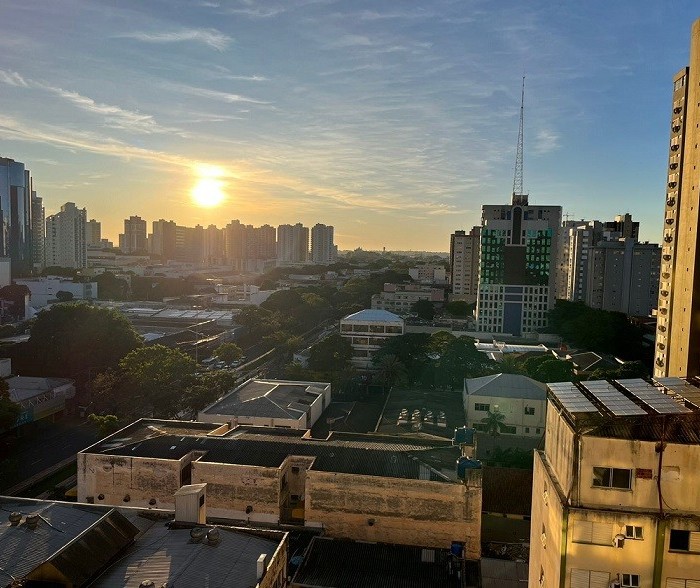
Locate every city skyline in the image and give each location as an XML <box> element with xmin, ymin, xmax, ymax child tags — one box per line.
<box><xmin>1</xmin><ymin>1</ymin><xmax>699</xmax><ymax>250</ymax></box>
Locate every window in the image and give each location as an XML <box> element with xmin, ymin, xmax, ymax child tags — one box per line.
<box><xmin>625</xmin><ymin>525</ymin><xmax>643</xmax><ymax>540</ymax></box>
<box><xmin>622</xmin><ymin>574</ymin><xmax>640</xmax><ymax>587</ymax></box>
<box><xmin>668</xmin><ymin>529</ymin><xmax>700</xmax><ymax>552</ymax></box>
<box><xmin>524</xmin><ymin>406</ymin><xmax>535</xmax><ymax>415</ymax></box>
<box><xmin>502</xmin><ymin>425</ymin><xmax>517</xmax><ymax>434</ymax></box>
<box><xmin>570</xmin><ymin>569</ymin><xmax>610</xmax><ymax>588</ymax></box>
<box><xmin>592</xmin><ymin>467</ymin><xmax>632</xmax><ymax>490</ymax></box>
<box><xmin>573</xmin><ymin>520</ymin><xmax>612</xmax><ymax>545</ymax></box>
<box><xmin>474</xmin><ymin>403</ymin><xmax>490</xmax><ymax>412</ymax></box>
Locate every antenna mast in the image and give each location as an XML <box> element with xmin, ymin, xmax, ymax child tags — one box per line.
<box><xmin>512</xmin><ymin>76</ymin><xmax>527</xmax><ymax>205</ymax></box>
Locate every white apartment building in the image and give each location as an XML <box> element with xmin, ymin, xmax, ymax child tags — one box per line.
<box><xmin>371</xmin><ymin>283</ymin><xmax>444</xmax><ymax>316</ymax></box>
<box><xmin>531</xmin><ymin>377</ymin><xmax>700</xmax><ymax>588</ymax></box>
<box><xmin>310</xmin><ymin>223</ymin><xmax>337</xmax><ymax>264</ymax></box>
<box><xmin>277</xmin><ymin>223</ymin><xmax>309</xmax><ymax>264</ymax></box>
<box><xmin>44</xmin><ymin>202</ymin><xmax>87</xmax><ymax>269</ymax></box>
<box><xmin>340</xmin><ymin>309</ymin><xmax>404</xmax><ymax>369</ymax></box>
<box><xmin>15</xmin><ymin>276</ymin><xmax>97</xmax><ymax>307</ymax></box>
<box><xmin>409</xmin><ymin>264</ymin><xmax>447</xmax><ymax>285</ymax></box>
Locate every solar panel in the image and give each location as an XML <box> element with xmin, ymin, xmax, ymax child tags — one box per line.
<box><xmin>548</xmin><ymin>382</ymin><xmax>599</xmax><ymax>414</ymax></box>
<box><xmin>579</xmin><ymin>380</ymin><xmax>648</xmax><ymax>417</ymax></box>
<box><xmin>615</xmin><ymin>378</ymin><xmax>691</xmax><ymax>414</ymax></box>
<box><xmin>654</xmin><ymin>378</ymin><xmax>700</xmax><ymax>408</ymax></box>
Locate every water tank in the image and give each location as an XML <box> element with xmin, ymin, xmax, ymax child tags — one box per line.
<box><xmin>450</xmin><ymin>543</ymin><xmax>463</xmax><ymax>557</ymax></box>
<box><xmin>453</xmin><ymin>426</ymin><xmax>473</xmax><ymax>445</ymax></box>
<box><xmin>456</xmin><ymin>456</ymin><xmax>481</xmax><ymax>479</ymax></box>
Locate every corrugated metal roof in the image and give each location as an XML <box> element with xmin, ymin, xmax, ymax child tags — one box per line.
<box><xmin>465</xmin><ymin>373</ymin><xmax>546</xmax><ymax>400</ymax></box>
<box><xmin>341</xmin><ymin>309</ymin><xmax>404</xmax><ymax>323</ymax></box>
<box><xmin>92</xmin><ymin>525</ymin><xmax>280</xmax><ymax>588</ymax></box>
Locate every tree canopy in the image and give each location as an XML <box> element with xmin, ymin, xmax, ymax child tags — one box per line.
<box><xmin>214</xmin><ymin>343</ymin><xmax>243</xmax><ymax>363</ymax></box>
<box><xmin>411</xmin><ymin>299</ymin><xmax>435</xmax><ymax>320</ymax></box>
<box><xmin>307</xmin><ymin>334</ymin><xmax>353</xmax><ymax>373</ymax></box>
<box><xmin>26</xmin><ymin>303</ymin><xmax>143</xmax><ymax>378</ymax></box>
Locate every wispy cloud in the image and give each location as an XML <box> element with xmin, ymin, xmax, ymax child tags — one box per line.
<box><xmin>532</xmin><ymin>129</ymin><xmax>560</xmax><ymax>155</ymax></box>
<box><xmin>165</xmin><ymin>82</ymin><xmax>270</xmax><ymax>105</ymax></box>
<box><xmin>0</xmin><ymin>70</ymin><xmax>28</xmax><ymax>87</ymax></box>
<box><xmin>115</xmin><ymin>28</ymin><xmax>232</xmax><ymax>51</ymax></box>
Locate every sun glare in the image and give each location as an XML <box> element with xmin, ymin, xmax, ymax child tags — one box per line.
<box><xmin>191</xmin><ymin>164</ymin><xmax>226</xmax><ymax>208</ymax></box>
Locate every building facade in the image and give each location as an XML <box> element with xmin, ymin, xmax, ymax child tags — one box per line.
<box><xmin>44</xmin><ymin>202</ymin><xmax>87</xmax><ymax>269</ymax></box>
<box><xmin>86</xmin><ymin>219</ymin><xmax>102</xmax><ymax>248</ymax></box>
<box><xmin>409</xmin><ymin>264</ymin><xmax>447</xmax><ymax>285</ymax></box>
<box><xmin>119</xmin><ymin>216</ymin><xmax>147</xmax><ymax>254</ymax></box>
<box><xmin>655</xmin><ymin>19</ymin><xmax>700</xmax><ymax>378</ymax></box>
<box><xmin>15</xmin><ymin>276</ymin><xmax>97</xmax><ymax>307</ymax></box>
<box><xmin>585</xmin><ymin>239</ymin><xmax>660</xmax><ymax>316</ymax></box>
<box><xmin>531</xmin><ymin>377</ymin><xmax>700</xmax><ymax>588</ymax></box>
<box><xmin>277</xmin><ymin>223</ymin><xmax>309</xmax><ymax>265</ymax></box>
<box><xmin>310</xmin><ymin>223</ymin><xmax>337</xmax><ymax>264</ymax></box>
<box><xmin>450</xmin><ymin>227</ymin><xmax>480</xmax><ymax>302</ymax></box>
<box><xmin>31</xmin><ymin>192</ymin><xmax>44</xmax><ymax>271</ymax></box>
<box><xmin>0</xmin><ymin>157</ymin><xmax>33</xmax><ymax>276</ymax></box>
<box><xmin>371</xmin><ymin>283</ymin><xmax>445</xmax><ymax>316</ymax></box>
<box><xmin>476</xmin><ymin>198</ymin><xmax>562</xmax><ymax>337</ymax></box>
<box><xmin>340</xmin><ymin>309</ymin><xmax>404</xmax><ymax>369</ymax></box>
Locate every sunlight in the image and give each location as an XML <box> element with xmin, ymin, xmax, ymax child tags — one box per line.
<box><xmin>191</xmin><ymin>164</ymin><xmax>227</xmax><ymax>208</ymax></box>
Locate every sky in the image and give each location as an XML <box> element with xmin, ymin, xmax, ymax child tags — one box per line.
<box><xmin>0</xmin><ymin>0</ymin><xmax>698</xmax><ymax>251</ymax></box>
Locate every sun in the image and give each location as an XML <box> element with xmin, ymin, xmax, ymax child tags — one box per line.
<box><xmin>191</xmin><ymin>164</ymin><xmax>226</xmax><ymax>208</ymax></box>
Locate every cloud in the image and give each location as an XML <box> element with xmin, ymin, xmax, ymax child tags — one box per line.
<box><xmin>116</xmin><ymin>28</ymin><xmax>232</xmax><ymax>51</ymax></box>
<box><xmin>532</xmin><ymin>128</ymin><xmax>560</xmax><ymax>155</ymax></box>
<box><xmin>166</xmin><ymin>82</ymin><xmax>270</xmax><ymax>105</ymax></box>
<box><xmin>0</xmin><ymin>70</ymin><xmax>28</xmax><ymax>87</ymax></box>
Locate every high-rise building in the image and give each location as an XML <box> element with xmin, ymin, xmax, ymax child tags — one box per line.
<box><xmin>31</xmin><ymin>192</ymin><xmax>44</xmax><ymax>271</ymax></box>
<box><xmin>586</xmin><ymin>239</ymin><xmax>660</xmax><ymax>316</ymax></box>
<box><xmin>450</xmin><ymin>227</ymin><xmax>480</xmax><ymax>302</ymax></box>
<box><xmin>45</xmin><ymin>202</ymin><xmax>87</xmax><ymax>269</ymax></box>
<box><xmin>119</xmin><ymin>216</ymin><xmax>147</xmax><ymax>254</ymax></box>
<box><xmin>655</xmin><ymin>18</ymin><xmax>700</xmax><ymax>378</ymax></box>
<box><xmin>476</xmin><ymin>198</ymin><xmax>562</xmax><ymax>337</ymax></box>
<box><xmin>150</xmin><ymin>219</ymin><xmax>177</xmax><ymax>260</ymax></box>
<box><xmin>202</xmin><ymin>224</ymin><xmax>225</xmax><ymax>266</ymax></box>
<box><xmin>86</xmin><ymin>219</ymin><xmax>102</xmax><ymax>248</ymax></box>
<box><xmin>277</xmin><ymin>223</ymin><xmax>309</xmax><ymax>264</ymax></box>
<box><xmin>310</xmin><ymin>223</ymin><xmax>337</xmax><ymax>264</ymax></box>
<box><xmin>0</xmin><ymin>157</ymin><xmax>33</xmax><ymax>276</ymax></box>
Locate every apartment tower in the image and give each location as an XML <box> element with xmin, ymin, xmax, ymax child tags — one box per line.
<box><xmin>655</xmin><ymin>18</ymin><xmax>700</xmax><ymax>378</ymax></box>
<box><xmin>449</xmin><ymin>227</ymin><xmax>480</xmax><ymax>302</ymax></box>
<box><xmin>45</xmin><ymin>202</ymin><xmax>87</xmax><ymax>269</ymax></box>
<box><xmin>310</xmin><ymin>223</ymin><xmax>337</xmax><ymax>264</ymax></box>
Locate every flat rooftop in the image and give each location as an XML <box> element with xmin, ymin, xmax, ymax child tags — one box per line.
<box><xmin>201</xmin><ymin>379</ymin><xmax>330</xmax><ymax>419</ymax></box>
<box><xmin>84</xmin><ymin>420</ymin><xmax>461</xmax><ymax>482</ymax></box>
<box><xmin>547</xmin><ymin>378</ymin><xmax>700</xmax><ymax>443</ymax></box>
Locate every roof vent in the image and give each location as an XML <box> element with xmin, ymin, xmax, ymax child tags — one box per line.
<box><xmin>139</xmin><ymin>581</ymin><xmax>155</xmax><ymax>588</ymax></box>
<box><xmin>25</xmin><ymin>514</ymin><xmax>39</xmax><ymax>530</ymax></box>
<box><xmin>190</xmin><ymin>527</ymin><xmax>206</xmax><ymax>543</ymax></box>
<box><xmin>206</xmin><ymin>527</ymin><xmax>220</xmax><ymax>545</ymax></box>
<box><xmin>8</xmin><ymin>512</ymin><xmax>21</xmax><ymax>526</ymax></box>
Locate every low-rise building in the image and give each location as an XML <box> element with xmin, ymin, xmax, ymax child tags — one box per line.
<box><xmin>531</xmin><ymin>377</ymin><xmax>700</xmax><ymax>588</ymax></box>
<box><xmin>14</xmin><ymin>276</ymin><xmax>97</xmax><ymax>308</ymax></box>
<box><xmin>78</xmin><ymin>420</ymin><xmax>481</xmax><ymax>556</ymax></box>
<box><xmin>340</xmin><ymin>309</ymin><xmax>405</xmax><ymax>369</ymax></box>
<box><xmin>7</xmin><ymin>372</ymin><xmax>75</xmax><ymax>429</ymax></box>
<box><xmin>371</xmin><ymin>283</ymin><xmax>445</xmax><ymax>316</ymax></box>
<box><xmin>409</xmin><ymin>264</ymin><xmax>448</xmax><ymax>285</ymax></box>
<box><xmin>463</xmin><ymin>373</ymin><xmax>546</xmax><ymax>437</ymax></box>
<box><xmin>198</xmin><ymin>378</ymin><xmax>331</xmax><ymax>430</ymax></box>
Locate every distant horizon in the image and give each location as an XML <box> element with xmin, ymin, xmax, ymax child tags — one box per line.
<box><xmin>2</xmin><ymin>2</ymin><xmax>699</xmax><ymax>250</ymax></box>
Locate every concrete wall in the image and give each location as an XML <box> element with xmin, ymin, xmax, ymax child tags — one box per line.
<box><xmin>198</xmin><ymin>412</ymin><xmax>304</xmax><ymax>429</ymax></box>
<box><xmin>191</xmin><ymin>460</ymin><xmax>281</xmax><ymax>524</ymax></box>
<box><xmin>543</xmin><ymin>400</ymin><xmax>576</xmax><ymax>499</ymax></box>
<box><xmin>77</xmin><ymin>453</ymin><xmax>184</xmax><ymax>509</ymax></box>
<box><xmin>304</xmin><ymin>469</ymin><xmax>481</xmax><ymax>557</ymax></box>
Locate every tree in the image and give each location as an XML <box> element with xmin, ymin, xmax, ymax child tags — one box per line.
<box><xmin>436</xmin><ymin>336</ymin><xmax>497</xmax><ymax>389</ymax></box>
<box><xmin>308</xmin><ymin>334</ymin><xmax>353</xmax><ymax>372</ymax></box>
<box><xmin>183</xmin><ymin>370</ymin><xmax>238</xmax><ymax>412</ymax></box>
<box><xmin>214</xmin><ymin>343</ymin><xmax>243</xmax><ymax>364</ymax></box>
<box><xmin>481</xmin><ymin>409</ymin><xmax>506</xmax><ymax>437</ymax></box>
<box><xmin>117</xmin><ymin>345</ymin><xmax>196</xmax><ymax>417</ymax></box>
<box><xmin>26</xmin><ymin>303</ymin><xmax>143</xmax><ymax>378</ymax></box>
<box><xmin>372</xmin><ymin>333</ymin><xmax>431</xmax><ymax>385</ymax></box>
<box><xmin>0</xmin><ymin>379</ymin><xmax>20</xmax><ymax>431</ymax></box>
<box><xmin>411</xmin><ymin>299</ymin><xmax>435</xmax><ymax>321</ymax></box>
<box><xmin>95</xmin><ymin>272</ymin><xmax>130</xmax><ymax>300</ymax></box>
<box><xmin>375</xmin><ymin>354</ymin><xmax>408</xmax><ymax>391</ymax></box>
<box><xmin>444</xmin><ymin>300</ymin><xmax>473</xmax><ymax>317</ymax></box>
<box><xmin>88</xmin><ymin>413</ymin><xmax>119</xmax><ymax>438</ymax></box>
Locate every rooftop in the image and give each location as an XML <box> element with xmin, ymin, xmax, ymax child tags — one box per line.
<box><xmin>292</xmin><ymin>537</ymin><xmax>470</xmax><ymax>587</ymax></box>
<box><xmin>200</xmin><ymin>378</ymin><xmax>330</xmax><ymax>420</ymax></box>
<box><xmin>341</xmin><ymin>308</ymin><xmax>404</xmax><ymax>324</ymax></box>
<box><xmin>465</xmin><ymin>373</ymin><xmax>546</xmax><ymax>401</ymax></box>
<box><xmin>8</xmin><ymin>376</ymin><xmax>75</xmax><ymax>403</ymax></box>
<box><xmin>85</xmin><ymin>420</ymin><xmax>460</xmax><ymax>482</ymax></box>
<box><xmin>547</xmin><ymin>377</ymin><xmax>700</xmax><ymax>443</ymax></box>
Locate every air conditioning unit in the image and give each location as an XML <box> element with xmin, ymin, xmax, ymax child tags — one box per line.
<box><xmin>613</xmin><ymin>534</ymin><xmax>625</xmax><ymax>548</ymax></box>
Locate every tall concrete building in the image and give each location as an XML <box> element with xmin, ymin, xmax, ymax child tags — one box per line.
<box><xmin>0</xmin><ymin>157</ymin><xmax>33</xmax><ymax>275</ymax></box>
<box><xmin>150</xmin><ymin>219</ymin><xmax>177</xmax><ymax>260</ymax></box>
<box><xmin>450</xmin><ymin>227</ymin><xmax>480</xmax><ymax>302</ymax></box>
<box><xmin>310</xmin><ymin>223</ymin><xmax>337</xmax><ymax>264</ymax></box>
<box><xmin>655</xmin><ymin>18</ymin><xmax>700</xmax><ymax>378</ymax></box>
<box><xmin>31</xmin><ymin>192</ymin><xmax>44</xmax><ymax>271</ymax></box>
<box><xmin>86</xmin><ymin>219</ymin><xmax>102</xmax><ymax>247</ymax></box>
<box><xmin>476</xmin><ymin>198</ymin><xmax>562</xmax><ymax>337</ymax></box>
<box><xmin>119</xmin><ymin>216</ymin><xmax>147</xmax><ymax>254</ymax></box>
<box><xmin>45</xmin><ymin>202</ymin><xmax>87</xmax><ymax>269</ymax></box>
<box><xmin>586</xmin><ymin>239</ymin><xmax>661</xmax><ymax>316</ymax></box>
<box><xmin>277</xmin><ymin>223</ymin><xmax>309</xmax><ymax>264</ymax></box>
